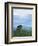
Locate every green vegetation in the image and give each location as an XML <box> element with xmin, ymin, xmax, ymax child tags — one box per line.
<box><xmin>12</xmin><ymin>25</ymin><xmax>32</xmax><ymax>37</ymax></box>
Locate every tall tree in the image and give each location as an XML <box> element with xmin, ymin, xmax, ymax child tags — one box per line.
<box><xmin>16</xmin><ymin>25</ymin><xmax>22</xmax><ymax>32</ymax></box>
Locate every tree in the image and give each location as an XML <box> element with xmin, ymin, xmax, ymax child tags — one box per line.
<box><xmin>16</xmin><ymin>25</ymin><xmax>23</xmax><ymax>32</ymax></box>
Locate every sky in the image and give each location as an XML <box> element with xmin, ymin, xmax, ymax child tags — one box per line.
<box><xmin>13</xmin><ymin>9</ymin><xmax>32</xmax><ymax>28</ymax></box>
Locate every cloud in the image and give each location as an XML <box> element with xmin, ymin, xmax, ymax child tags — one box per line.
<box><xmin>13</xmin><ymin>9</ymin><xmax>32</xmax><ymax>16</ymax></box>
<box><xmin>13</xmin><ymin>9</ymin><xmax>32</xmax><ymax>28</ymax></box>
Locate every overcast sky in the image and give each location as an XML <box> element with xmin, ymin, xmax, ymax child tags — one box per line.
<box><xmin>13</xmin><ymin>9</ymin><xmax>32</xmax><ymax>28</ymax></box>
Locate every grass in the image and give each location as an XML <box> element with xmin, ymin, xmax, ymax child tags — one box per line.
<box><xmin>12</xmin><ymin>27</ymin><xmax>32</xmax><ymax>37</ymax></box>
